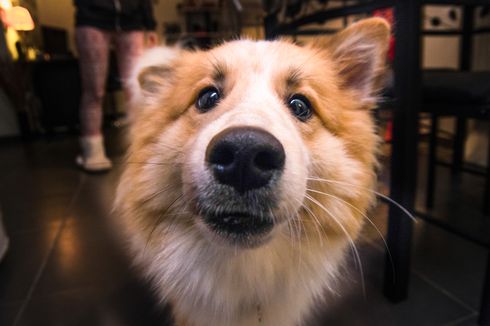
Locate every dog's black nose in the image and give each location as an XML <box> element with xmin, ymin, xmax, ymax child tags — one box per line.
<box><xmin>206</xmin><ymin>127</ymin><xmax>285</xmax><ymax>193</ymax></box>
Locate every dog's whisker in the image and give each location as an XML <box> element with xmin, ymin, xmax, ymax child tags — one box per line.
<box><xmin>111</xmin><ymin>154</ymin><xmax>184</xmax><ymax>166</ymax></box>
<box><xmin>160</xmin><ymin>213</ymin><xmax>185</xmax><ymax>240</ymax></box>
<box><xmin>166</xmin><ymin>191</ymin><xmax>202</xmax><ymax>232</ymax></box>
<box><xmin>306</xmin><ymin>177</ymin><xmax>417</xmax><ymax>222</ymax></box>
<box><xmin>303</xmin><ymin>206</ymin><xmax>326</xmax><ymax>247</ymax></box>
<box><xmin>289</xmin><ymin>210</ymin><xmax>304</xmax><ymax>265</ymax></box>
<box><xmin>299</xmin><ymin>212</ymin><xmax>312</xmax><ymax>252</ymax></box>
<box><xmin>286</xmin><ymin>214</ymin><xmax>302</xmax><ymax>268</ymax></box>
<box><xmin>304</xmin><ymin>193</ymin><xmax>366</xmax><ymax>298</ymax></box>
<box><xmin>123</xmin><ymin>146</ymin><xmax>184</xmax><ymax>163</ymax></box>
<box><xmin>144</xmin><ymin>194</ymin><xmax>185</xmax><ymax>257</ymax></box>
<box><xmin>284</xmin><ymin>218</ymin><xmax>295</xmax><ymax>245</ymax></box>
<box><xmin>292</xmin><ymin>198</ymin><xmax>324</xmax><ymax>247</ymax></box>
<box><xmin>281</xmin><ymin>205</ymin><xmax>299</xmax><ymax>251</ymax></box>
<box><xmin>144</xmin><ymin>142</ymin><xmax>185</xmax><ymax>154</ymax></box>
<box><xmin>137</xmin><ymin>184</ymin><xmax>177</xmax><ymax>206</ymax></box>
<box><xmin>306</xmin><ymin>187</ymin><xmax>396</xmax><ymax>282</ymax></box>
<box><xmin>298</xmin><ymin>199</ymin><xmax>329</xmax><ymax>248</ymax></box>
<box><xmin>117</xmin><ymin>161</ymin><xmax>179</xmax><ymax>166</ymax></box>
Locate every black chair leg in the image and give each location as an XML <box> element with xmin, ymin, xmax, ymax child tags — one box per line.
<box><xmin>452</xmin><ymin>117</ymin><xmax>467</xmax><ymax>174</ymax></box>
<box><xmin>479</xmin><ymin>251</ymin><xmax>490</xmax><ymax>325</ymax></box>
<box><xmin>426</xmin><ymin>114</ymin><xmax>438</xmax><ymax>209</ymax></box>
<box><xmin>484</xmin><ymin>128</ymin><xmax>490</xmax><ymax>216</ymax></box>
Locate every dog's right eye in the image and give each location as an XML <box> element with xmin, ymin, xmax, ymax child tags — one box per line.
<box><xmin>196</xmin><ymin>87</ymin><xmax>221</xmax><ymax>112</ymax></box>
<box><xmin>288</xmin><ymin>94</ymin><xmax>312</xmax><ymax>122</ymax></box>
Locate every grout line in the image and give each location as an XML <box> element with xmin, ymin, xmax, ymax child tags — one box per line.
<box><xmin>442</xmin><ymin>312</ymin><xmax>478</xmax><ymax>326</ymax></box>
<box><xmin>11</xmin><ymin>174</ymin><xmax>87</xmax><ymax>326</ymax></box>
<box><xmin>412</xmin><ymin>270</ymin><xmax>477</xmax><ymax>314</ymax></box>
<box><xmin>363</xmin><ymin>238</ymin><xmax>478</xmax><ymax>314</ymax></box>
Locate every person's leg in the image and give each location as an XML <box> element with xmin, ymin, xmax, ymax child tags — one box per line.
<box><xmin>75</xmin><ymin>26</ymin><xmax>112</xmax><ymax>171</ymax></box>
<box><xmin>114</xmin><ymin>31</ymin><xmax>146</xmax><ymax>122</ymax></box>
<box><xmin>77</xmin><ymin>26</ymin><xmax>111</xmax><ymax>136</ymax></box>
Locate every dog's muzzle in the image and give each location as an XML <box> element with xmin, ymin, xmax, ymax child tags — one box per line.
<box><xmin>200</xmin><ymin>127</ymin><xmax>285</xmax><ymax>241</ymax></box>
<box><xmin>206</xmin><ymin>126</ymin><xmax>285</xmax><ymax>193</ymax></box>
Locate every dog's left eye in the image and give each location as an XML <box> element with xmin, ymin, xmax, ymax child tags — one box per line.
<box><xmin>196</xmin><ymin>87</ymin><xmax>221</xmax><ymax>112</ymax></box>
<box><xmin>288</xmin><ymin>94</ymin><xmax>312</xmax><ymax>122</ymax></box>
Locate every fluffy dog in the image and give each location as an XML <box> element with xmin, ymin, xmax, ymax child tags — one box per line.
<box><xmin>115</xmin><ymin>18</ymin><xmax>390</xmax><ymax>326</ymax></box>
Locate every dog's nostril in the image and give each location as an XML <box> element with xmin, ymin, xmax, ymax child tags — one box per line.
<box><xmin>206</xmin><ymin>127</ymin><xmax>285</xmax><ymax>193</ymax></box>
<box><xmin>254</xmin><ymin>150</ymin><xmax>284</xmax><ymax>171</ymax></box>
<box><xmin>209</xmin><ymin>144</ymin><xmax>235</xmax><ymax>167</ymax></box>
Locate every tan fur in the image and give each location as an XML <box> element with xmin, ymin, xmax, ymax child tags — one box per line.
<box><xmin>115</xmin><ymin>18</ymin><xmax>390</xmax><ymax>326</ymax></box>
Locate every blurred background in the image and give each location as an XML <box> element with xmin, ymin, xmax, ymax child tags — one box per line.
<box><xmin>0</xmin><ymin>0</ymin><xmax>489</xmax><ymax>325</ymax></box>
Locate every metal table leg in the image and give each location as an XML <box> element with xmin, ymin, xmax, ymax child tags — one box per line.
<box><xmin>426</xmin><ymin>113</ymin><xmax>439</xmax><ymax>209</ymax></box>
<box><xmin>484</xmin><ymin>128</ymin><xmax>490</xmax><ymax>215</ymax></box>
<box><xmin>384</xmin><ymin>0</ymin><xmax>421</xmax><ymax>302</ymax></box>
<box><xmin>479</xmin><ymin>252</ymin><xmax>490</xmax><ymax>325</ymax></box>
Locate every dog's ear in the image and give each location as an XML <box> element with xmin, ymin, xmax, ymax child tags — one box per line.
<box><xmin>321</xmin><ymin>18</ymin><xmax>390</xmax><ymax>104</ymax></box>
<box><xmin>131</xmin><ymin>47</ymin><xmax>181</xmax><ymax>99</ymax></box>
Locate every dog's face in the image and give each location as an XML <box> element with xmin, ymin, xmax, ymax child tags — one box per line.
<box><xmin>116</xmin><ymin>19</ymin><xmax>389</xmax><ymax>251</ymax></box>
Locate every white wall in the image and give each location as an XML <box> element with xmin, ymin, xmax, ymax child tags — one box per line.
<box><xmin>153</xmin><ymin>0</ymin><xmax>179</xmax><ymax>28</ymax></box>
<box><xmin>36</xmin><ymin>0</ymin><xmax>76</xmax><ymax>53</ymax></box>
<box><xmin>422</xmin><ymin>6</ymin><xmax>460</xmax><ymax>69</ymax></box>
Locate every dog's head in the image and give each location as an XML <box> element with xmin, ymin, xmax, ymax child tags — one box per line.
<box><xmin>116</xmin><ymin>18</ymin><xmax>390</xmax><ymax>250</ymax></box>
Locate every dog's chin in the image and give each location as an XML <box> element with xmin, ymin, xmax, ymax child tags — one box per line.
<box><xmin>198</xmin><ymin>211</ymin><xmax>275</xmax><ymax>249</ymax></box>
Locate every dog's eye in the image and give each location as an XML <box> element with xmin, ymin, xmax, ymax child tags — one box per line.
<box><xmin>288</xmin><ymin>94</ymin><xmax>312</xmax><ymax>122</ymax></box>
<box><xmin>196</xmin><ymin>87</ymin><xmax>221</xmax><ymax>112</ymax></box>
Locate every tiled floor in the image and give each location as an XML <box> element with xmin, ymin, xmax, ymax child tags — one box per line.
<box><xmin>0</xmin><ymin>129</ymin><xmax>488</xmax><ymax>326</ymax></box>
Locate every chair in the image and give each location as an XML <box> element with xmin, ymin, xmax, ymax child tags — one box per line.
<box><xmin>423</xmin><ymin>4</ymin><xmax>490</xmax><ymax>215</ymax></box>
<box><xmin>424</xmin><ymin>70</ymin><xmax>490</xmax><ymax>214</ymax></box>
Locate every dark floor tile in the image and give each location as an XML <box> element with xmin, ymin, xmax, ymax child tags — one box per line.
<box><xmin>411</xmin><ymin>220</ymin><xmax>487</xmax><ymax>311</ymax></box>
<box><xmin>0</xmin><ymin>227</ymin><xmax>60</xmax><ymax>304</ymax></box>
<box><xmin>17</xmin><ymin>277</ymin><xmax>173</xmax><ymax>326</ymax></box>
<box><xmin>1</xmin><ymin>194</ymin><xmax>71</xmax><ymax>235</ymax></box>
<box><xmin>414</xmin><ymin>146</ymin><xmax>489</xmax><ymax>247</ymax></box>
<box><xmin>407</xmin><ymin>146</ymin><xmax>489</xmax><ymax>310</ymax></box>
<box><xmin>358</xmin><ymin>194</ymin><xmax>486</xmax><ymax>313</ymax></box>
<box><xmin>0</xmin><ymin>138</ymin><xmax>83</xmax><ymax>200</ymax></box>
<box><xmin>308</xmin><ymin>244</ymin><xmax>473</xmax><ymax>326</ymax></box>
<box><xmin>451</xmin><ymin>314</ymin><xmax>479</xmax><ymax>326</ymax></box>
<box><xmin>30</xmin><ymin>166</ymin><xmax>128</xmax><ymax>297</ymax></box>
<box><xmin>0</xmin><ymin>302</ymin><xmax>23</xmax><ymax>326</ymax></box>
<box><xmin>0</xmin><ymin>167</ymin><xmax>82</xmax><ymax>201</ymax></box>
<box><xmin>16</xmin><ymin>288</ymin><xmax>102</xmax><ymax>326</ymax></box>
<box><xmin>31</xmin><ymin>218</ymin><xmax>129</xmax><ymax>297</ymax></box>
<box><xmin>100</xmin><ymin>276</ymin><xmax>174</xmax><ymax>326</ymax></box>
<box><xmin>74</xmin><ymin>168</ymin><xmax>123</xmax><ymax>220</ymax></box>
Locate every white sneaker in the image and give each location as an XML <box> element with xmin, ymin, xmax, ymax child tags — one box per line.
<box><xmin>76</xmin><ymin>135</ymin><xmax>113</xmax><ymax>172</ymax></box>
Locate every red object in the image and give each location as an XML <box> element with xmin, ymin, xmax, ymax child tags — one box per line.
<box><xmin>373</xmin><ymin>8</ymin><xmax>395</xmax><ymax>62</ymax></box>
<box><xmin>384</xmin><ymin>120</ymin><xmax>393</xmax><ymax>142</ymax></box>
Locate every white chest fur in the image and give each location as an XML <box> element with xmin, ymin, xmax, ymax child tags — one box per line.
<box><xmin>131</xmin><ymin>224</ymin><xmax>347</xmax><ymax>326</ymax></box>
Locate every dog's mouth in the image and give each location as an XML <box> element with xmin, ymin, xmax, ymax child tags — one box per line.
<box><xmin>204</xmin><ymin>211</ymin><xmax>273</xmax><ymax>235</ymax></box>
<box><xmin>201</xmin><ymin>210</ymin><xmax>274</xmax><ymax>247</ymax></box>
<box><xmin>190</xmin><ymin>126</ymin><xmax>287</xmax><ymax>247</ymax></box>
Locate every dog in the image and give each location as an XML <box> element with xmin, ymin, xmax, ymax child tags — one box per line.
<box><xmin>114</xmin><ymin>18</ymin><xmax>390</xmax><ymax>326</ymax></box>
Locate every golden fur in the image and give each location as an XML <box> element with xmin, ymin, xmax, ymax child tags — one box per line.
<box><xmin>115</xmin><ymin>18</ymin><xmax>390</xmax><ymax>326</ymax></box>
